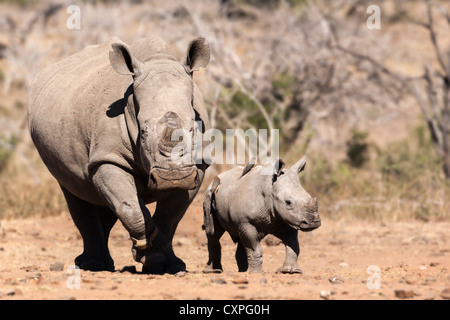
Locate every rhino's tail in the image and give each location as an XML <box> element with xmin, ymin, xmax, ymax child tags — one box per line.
<box><xmin>202</xmin><ymin>176</ymin><xmax>221</xmax><ymax>236</ymax></box>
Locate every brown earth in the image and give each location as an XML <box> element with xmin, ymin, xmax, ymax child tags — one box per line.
<box><xmin>0</xmin><ymin>197</ymin><xmax>449</xmax><ymax>300</ymax></box>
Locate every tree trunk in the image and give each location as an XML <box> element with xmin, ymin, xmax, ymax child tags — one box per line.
<box><xmin>444</xmin><ymin>148</ymin><xmax>450</xmax><ymax>179</ymax></box>
<box><xmin>443</xmin><ymin>86</ymin><xmax>450</xmax><ymax>179</ymax></box>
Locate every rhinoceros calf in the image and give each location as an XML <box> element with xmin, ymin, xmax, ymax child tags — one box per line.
<box><xmin>203</xmin><ymin>156</ymin><xmax>321</xmax><ymax>274</ymax></box>
<box><xmin>28</xmin><ymin>37</ymin><xmax>210</xmax><ymax>274</ymax></box>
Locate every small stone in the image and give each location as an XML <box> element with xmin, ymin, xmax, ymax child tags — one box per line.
<box><xmin>211</xmin><ymin>277</ymin><xmax>227</xmax><ymax>284</ymax></box>
<box><xmin>5</xmin><ymin>288</ymin><xmax>21</xmax><ymax>296</ymax></box>
<box><xmin>440</xmin><ymin>288</ymin><xmax>450</xmax><ymax>300</ymax></box>
<box><xmin>419</xmin><ymin>265</ymin><xmax>427</xmax><ymax>270</ymax></box>
<box><xmin>232</xmin><ymin>276</ymin><xmax>249</xmax><ymax>284</ymax></box>
<box><xmin>405</xmin><ymin>279</ymin><xmax>415</xmax><ymax>285</ymax></box>
<box><xmin>174</xmin><ymin>271</ymin><xmax>187</xmax><ymax>277</ymax></box>
<box><xmin>429</xmin><ymin>262</ymin><xmax>439</xmax><ymax>267</ymax></box>
<box><xmin>329</xmin><ymin>275</ymin><xmax>344</xmax><ymax>285</ymax></box>
<box><xmin>394</xmin><ymin>289</ymin><xmax>415</xmax><ymax>299</ymax></box>
<box><xmin>25</xmin><ymin>230</ymin><xmax>40</xmax><ymax>238</ymax></box>
<box><xmin>50</xmin><ymin>262</ymin><xmax>64</xmax><ymax>271</ymax></box>
<box><xmin>320</xmin><ymin>290</ymin><xmax>334</xmax><ymax>300</ymax></box>
<box><xmin>339</xmin><ymin>262</ymin><xmax>349</xmax><ymax>268</ymax></box>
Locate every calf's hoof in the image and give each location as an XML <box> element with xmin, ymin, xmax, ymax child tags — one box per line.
<box><xmin>247</xmin><ymin>267</ymin><xmax>264</xmax><ymax>274</ymax></box>
<box><xmin>203</xmin><ymin>262</ymin><xmax>223</xmax><ymax>274</ymax></box>
<box><xmin>279</xmin><ymin>265</ymin><xmax>303</xmax><ymax>274</ymax></box>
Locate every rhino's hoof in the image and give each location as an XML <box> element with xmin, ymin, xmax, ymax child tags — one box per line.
<box><xmin>142</xmin><ymin>262</ymin><xmax>166</xmax><ymax>275</ymax></box>
<box><xmin>174</xmin><ymin>270</ymin><xmax>187</xmax><ymax>277</ymax></box>
<box><xmin>164</xmin><ymin>254</ymin><xmax>186</xmax><ymax>274</ymax></box>
<box><xmin>203</xmin><ymin>268</ymin><xmax>223</xmax><ymax>274</ymax></box>
<box><xmin>75</xmin><ymin>254</ymin><xmax>115</xmax><ymax>272</ymax></box>
<box><xmin>140</xmin><ymin>253</ymin><xmax>186</xmax><ymax>275</ymax></box>
<box><xmin>203</xmin><ymin>262</ymin><xmax>223</xmax><ymax>274</ymax></box>
<box><xmin>279</xmin><ymin>266</ymin><xmax>303</xmax><ymax>274</ymax></box>
<box><xmin>247</xmin><ymin>268</ymin><xmax>264</xmax><ymax>274</ymax></box>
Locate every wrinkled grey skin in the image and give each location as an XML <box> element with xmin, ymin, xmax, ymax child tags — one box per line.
<box><xmin>203</xmin><ymin>156</ymin><xmax>321</xmax><ymax>274</ymax></box>
<box><xmin>28</xmin><ymin>37</ymin><xmax>210</xmax><ymax>274</ymax></box>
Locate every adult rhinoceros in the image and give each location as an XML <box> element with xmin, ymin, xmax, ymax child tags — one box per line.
<box><xmin>27</xmin><ymin>37</ymin><xmax>210</xmax><ymax>274</ymax></box>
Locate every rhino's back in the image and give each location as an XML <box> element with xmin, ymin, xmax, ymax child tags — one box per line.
<box><xmin>29</xmin><ymin>36</ymin><xmax>124</xmax><ymax>118</ymax></box>
<box><xmin>28</xmin><ymin>37</ymin><xmax>131</xmax><ymax>203</ymax></box>
<box><xmin>212</xmin><ymin>166</ymin><xmax>265</xmax><ymax>227</ymax></box>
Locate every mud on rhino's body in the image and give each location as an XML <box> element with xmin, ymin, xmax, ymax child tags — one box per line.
<box><xmin>27</xmin><ymin>37</ymin><xmax>210</xmax><ymax>274</ymax></box>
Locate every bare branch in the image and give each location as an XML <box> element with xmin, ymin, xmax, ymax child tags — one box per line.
<box><xmin>426</xmin><ymin>0</ymin><xmax>448</xmax><ymax>74</ymax></box>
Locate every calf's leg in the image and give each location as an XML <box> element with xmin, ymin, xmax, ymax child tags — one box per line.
<box><xmin>239</xmin><ymin>225</ymin><xmax>263</xmax><ymax>273</ymax></box>
<box><xmin>275</xmin><ymin>228</ymin><xmax>302</xmax><ymax>274</ymax></box>
<box><xmin>203</xmin><ymin>207</ymin><xmax>225</xmax><ymax>273</ymax></box>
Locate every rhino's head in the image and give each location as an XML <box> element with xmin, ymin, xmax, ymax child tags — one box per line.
<box><xmin>271</xmin><ymin>155</ymin><xmax>321</xmax><ymax>232</ymax></box>
<box><xmin>109</xmin><ymin>38</ymin><xmax>210</xmax><ymax>191</ymax></box>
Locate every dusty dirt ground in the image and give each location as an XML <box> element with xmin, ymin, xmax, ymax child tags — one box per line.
<box><xmin>0</xmin><ymin>197</ymin><xmax>449</xmax><ymax>300</ymax></box>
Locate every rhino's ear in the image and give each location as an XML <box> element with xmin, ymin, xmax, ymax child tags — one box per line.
<box><xmin>273</xmin><ymin>158</ymin><xmax>285</xmax><ymax>177</ymax></box>
<box><xmin>185</xmin><ymin>38</ymin><xmax>210</xmax><ymax>73</ymax></box>
<box><xmin>109</xmin><ymin>43</ymin><xmax>144</xmax><ymax>77</ymax></box>
<box><xmin>291</xmin><ymin>154</ymin><xmax>307</xmax><ymax>174</ymax></box>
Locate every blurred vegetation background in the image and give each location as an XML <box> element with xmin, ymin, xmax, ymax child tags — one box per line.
<box><xmin>0</xmin><ymin>0</ymin><xmax>449</xmax><ymax>221</ymax></box>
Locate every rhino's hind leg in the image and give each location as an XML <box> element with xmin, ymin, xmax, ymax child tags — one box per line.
<box><xmin>203</xmin><ymin>183</ymin><xmax>224</xmax><ymax>274</ymax></box>
<box><xmin>235</xmin><ymin>241</ymin><xmax>248</xmax><ymax>272</ymax></box>
<box><xmin>61</xmin><ymin>186</ymin><xmax>115</xmax><ymax>271</ymax></box>
<box><xmin>203</xmin><ymin>223</ymin><xmax>225</xmax><ymax>274</ymax></box>
<box><xmin>96</xmin><ymin>206</ymin><xmax>117</xmax><ymax>271</ymax></box>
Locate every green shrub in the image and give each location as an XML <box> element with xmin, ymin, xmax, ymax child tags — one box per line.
<box><xmin>346</xmin><ymin>129</ymin><xmax>369</xmax><ymax>168</ymax></box>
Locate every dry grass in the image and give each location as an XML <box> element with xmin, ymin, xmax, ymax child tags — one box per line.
<box><xmin>0</xmin><ymin>0</ymin><xmax>449</xmax><ymax>221</ymax></box>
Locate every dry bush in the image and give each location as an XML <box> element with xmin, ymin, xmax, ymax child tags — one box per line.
<box><xmin>0</xmin><ymin>0</ymin><xmax>448</xmax><ymax>221</ymax></box>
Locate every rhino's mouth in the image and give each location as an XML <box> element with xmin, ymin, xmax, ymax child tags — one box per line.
<box><xmin>148</xmin><ymin>166</ymin><xmax>199</xmax><ymax>191</ymax></box>
<box><xmin>298</xmin><ymin>220</ymin><xmax>321</xmax><ymax>232</ymax></box>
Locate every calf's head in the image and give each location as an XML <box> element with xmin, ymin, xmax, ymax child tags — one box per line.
<box><xmin>109</xmin><ymin>38</ymin><xmax>210</xmax><ymax>190</ymax></box>
<box><xmin>271</xmin><ymin>155</ymin><xmax>321</xmax><ymax>231</ymax></box>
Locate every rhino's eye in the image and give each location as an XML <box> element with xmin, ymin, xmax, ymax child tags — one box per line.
<box><xmin>285</xmin><ymin>199</ymin><xmax>293</xmax><ymax>209</ymax></box>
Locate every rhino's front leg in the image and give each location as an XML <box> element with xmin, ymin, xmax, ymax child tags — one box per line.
<box><xmin>239</xmin><ymin>225</ymin><xmax>264</xmax><ymax>273</ymax></box>
<box><xmin>144</xmin><ymin>189</ymin><xmax>198</xmax><ymax>275</ymax></box>
<box><xmin>278</xmin><ymin>228</ymin><xmax>302</xmax><ymax>274</ymax></box>
<box><xmin>92</xmin><ymin>164</ymin><xmax>171</xmax><ymax>268</ymax></box>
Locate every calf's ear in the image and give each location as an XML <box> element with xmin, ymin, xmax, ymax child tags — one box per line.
<box><xmin>185</xmin><ymin>38</ymin><xmax>210</xmax><ymax>73</ymax></box>
<box><xmin>291</xmin><ymin>154</ymin><xmax>307</xmax><ymax>174</ymax></box>
<box><xmin>273</xmin><ymin>158</ymin><xmax>285</xmax><ymax>177</ymax></box>
<box><xmin>109</xmin><ymin>43</ymin><xmax>144</xmax><ymax>77</ymax></box>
